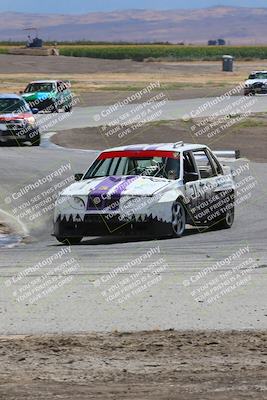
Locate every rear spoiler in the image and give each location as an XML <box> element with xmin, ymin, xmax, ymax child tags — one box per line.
<box><xmin>213</xmin><ymin>150</ymin><xmax>240</xmax><ymax>160</ymax></box>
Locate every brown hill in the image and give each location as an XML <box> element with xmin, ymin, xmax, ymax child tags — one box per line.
<box><xmin>0</xmin><ymin>7</ymin><xmax>266</xmax><ymax>44</ymax></box>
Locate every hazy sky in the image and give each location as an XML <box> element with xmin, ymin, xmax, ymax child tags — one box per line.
<box><xmin>0</xmin><ymin>0</ymin><xmax>266</xmax><ymax>14</ymax></box>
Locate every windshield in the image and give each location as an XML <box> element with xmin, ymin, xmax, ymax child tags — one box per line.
<box><xmin>248</xmin><ymin>72</ymin><xmax>267</xmax><ymax>80</ymax></box>
<box><xmin>84</xmin><ymin>154</ymin><xmax>180</xmax><ymax>180</ymax></box>
<box><xmin>25</xmin><ymin>83</ymin><xmax>54</xmax><ymax>93</ymax></box>
<box><xmin>0</xmin><ymin>98</ymin><xmax>30</xmax><ymax>114</ymax></box>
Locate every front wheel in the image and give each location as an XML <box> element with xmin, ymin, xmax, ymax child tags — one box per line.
<box><xmin>51</xmin><ymin>102</ymin><xmax>59</xmax><ymax>113</ymax></box>
<box><xmin>171</xmin><ymin>199</ymin><xmax>186</xmax><ymax>238</ymax></box>
<box><xmin>55</xmin><ymin>236</ymin><xmax>83</xmax><ymax>245</ymax></box>
<box><xmin>216</xmin><ymin>207</ymin><xmax>235</xmax><ymax>229</ymax></box>
<box><xmin>31</xmin><ymin>133</ymin><xmax>41</xmax><ymax>146</ymax></box>
<box><xmin>64</xmin><ymin>104</ymin><xmax>73</xmax><ymax>113</ymax></box>
<box><xmin>244</xmin><ymin>90</ymin><xmax>255</xmax><ymax>96</ymax></box>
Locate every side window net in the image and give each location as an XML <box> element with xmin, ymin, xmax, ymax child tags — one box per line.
<box><xmin>193</xmin><ymin>150</ymin><xmax>215</xmax><ymax>179</ymax></box>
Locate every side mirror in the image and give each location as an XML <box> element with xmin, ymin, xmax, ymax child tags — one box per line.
<box><xmin>75</xmin><ymin>173</ymin><xmax>83</xmax><ymax>181</ymax></box>
<box><xmin>31</xmin><ymin>108</ymin><xmax>39</xmax><ymax>114</ymax></box>
<box><xmin>19</xmin><ymin>90</ymin><xmax>23</xmax><ymax>95</ymax></box>
<box><xmin>184</xmin><ymin>172</ymin><xmax>199</xmax><ymax>183</ymax></box>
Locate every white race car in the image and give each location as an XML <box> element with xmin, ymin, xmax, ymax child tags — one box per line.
<box><xmin>244</xmin><ymin>71</ymin><xmax>267</xmax><ymax>95</ymax></box>
<box><xmin>53</xmin><ymin>143</ymin><xmax>236</xmax><ymax>244</ymax></box>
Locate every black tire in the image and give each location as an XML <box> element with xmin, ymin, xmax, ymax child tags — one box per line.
<box><xmin>55</xmin><ymin>236</ymin><xmax>83</xmax><ymax>245</ymax></box>
<box><xmin>171</xmin><ymin>199</ymin><xmax>186</xmax><ymax>238</ymax></box>
<box><xmin>244</xmin><ymin>90</ymin><xmax>255</xmax><ymax>96</ymax></box>
<box><xmin>31</xmin><ymin>133</ymin><xmax>41</xmax><ymax>146</ymax></box>
<box><xmin>216</xmin><ymin>206</ymin><xmax>235</xmax><ymax>229</ymax></box>
<box><xmin>51</xmin><ymin>102</ymin><xmax>59</xmax><ymax>113</ymax></box>
<box><xmin>64</xmin><ymin>104</ymin><xmax>73</xmax><ymax>113</ymax></box>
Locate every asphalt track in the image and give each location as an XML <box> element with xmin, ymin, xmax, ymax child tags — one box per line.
<box><xmin>36</xmin><ymin>95</ymin><xmax>267</xmax><ymax>132</ymax></box>
<box><xmin>0</xmin><ymin>100</ymin><xmax>266</xmax><ymax>335</ymax></box>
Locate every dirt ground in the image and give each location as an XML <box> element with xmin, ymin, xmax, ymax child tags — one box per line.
<box><xmin>52</xmin><ymin>116</ymin><xmax>267</xmax><ymax>163</ymax></box>
<box><xmin>0</xmin><ymin>223</ymin><xmax>11</xmax><ymax>235</ymax></box>
<box><xmin>0</xmin><ymin>330</ymin><xmax>266</xmax><ymax>400</ymax></box>
<box><xmin>77</xmin><ymin>87</ymin><xmax>233</xmax><ymax>107</ymax></box>
<box><xmin>1</xmin><ymin>54</ymin><xmax>267</xmax><ymax>97</ymax></box>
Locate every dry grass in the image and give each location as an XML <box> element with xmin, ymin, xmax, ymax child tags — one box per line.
<box><xmin>0</xmin><ymin>60</ymin><xmax>267</xmax><ymax>93</ymax></box>
<box><xmin>0</xmin><ymin>72</ymin><xmax>250</xmax><ymax>93</ymax></box>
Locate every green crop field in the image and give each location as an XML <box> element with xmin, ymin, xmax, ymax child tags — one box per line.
<box><xmin>1</xmin><ymin>43</ymin><xmax>267</xmax><ymax>60</ymax></box>
<box><xmin>59</xmin><ymin>45</ymin><xmax>267</xmax><ymax>61</ymax></box>
<box><xmin>0</xmin><ymin>47</ymin><xmax>9</xmax><ymax>54</ymax></box>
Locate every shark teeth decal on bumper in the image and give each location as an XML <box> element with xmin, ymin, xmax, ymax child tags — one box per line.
<box><xmin>57</xmin><ymin>213</ymin><xmax>85</xmax><ymax>223</ymax></box>
<box><xmin>54</xmin><ymin>212</ymin><xmax>173</xmax><ymax>237</ymax></box>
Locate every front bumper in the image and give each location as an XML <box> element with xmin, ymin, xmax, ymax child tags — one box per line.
<box><xmin>0</xmin><ymin>125</ymin><xmax>39</xmax><ymax>144</ymax></box>
<box><xmin>26</xmin><ymin>98</ymin><xmax>57</xmax><ymax>112</ymax></box>
<box><xmin>244</xmin><ymin>85</ymin><xmax>267</xmax><ymax>95</ymax></box>
<box><xmin>54</xmin><ymin>213</ymin><xmax>172</xmax><ymax>237</ymax></box>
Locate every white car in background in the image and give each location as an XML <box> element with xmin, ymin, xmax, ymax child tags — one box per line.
<box><xmin>53</xmin><ymin>143</ymin><xmax>237</xmax><ymax>244</ymax></box>
<box><xmin>244</xmin><ymin>71</ymin><xmax>267</xmax><ymax>95</ymax></box>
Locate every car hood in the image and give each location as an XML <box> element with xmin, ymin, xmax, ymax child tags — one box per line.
<box><xmin>245</xmin><ymin>79</ymin><xmax>267</xmax><ymax>86</ymax></box>
<box><xmin>22</xmin><ymin>92</ymin><xmax>53</xmax><ymax>101</ymax></box>
<box><xmin>62</xmin><ymin>175</ymin><xmax>172</xmax><ymax>198</ymax></box>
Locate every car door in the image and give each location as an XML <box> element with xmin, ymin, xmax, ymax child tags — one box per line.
<box><xmin>206</xmin><ymin>148</ymin><xmax>235</xmax><ymax>217</ymax></box>
<box><xmin>190</xmin><ymin>148</ymin><xmax>219</xmax><ymax>224</ymax></box>
<box><xmin>182</xmin><ymin>151</ymin><xmax>203</xmax><ymax>224</ymax></box>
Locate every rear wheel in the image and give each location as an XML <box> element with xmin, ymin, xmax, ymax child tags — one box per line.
<box><xmin>55</xmin><ymin>236</ymin><xmax>83</xmax><ymax>245</ymax></box>
<box><xmin>171</xmin><ymin>199</ymin><xmax>186</xmax><ymax>238</ymax></box>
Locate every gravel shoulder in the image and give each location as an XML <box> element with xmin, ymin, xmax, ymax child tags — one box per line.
<box><xmin>0</xmin><ymin>222</ymin><xmax>12</xmax><ymax>247</ymax></box>
<box><xmin>0</xmin><ymin>223</ymin><xmax>10</xmax><ymax>235</ymax></box>
<box><xmin>0</xmin><ymin>330</ymin><xmax>266</xmax><ymax>400</ymax></box>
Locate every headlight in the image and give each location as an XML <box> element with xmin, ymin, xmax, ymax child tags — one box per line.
<box><xmin>55</xmin><ymin>195</ymin><xmax>69</xmax><ymax>207</ymax></box>
<box><xmin>25</xmin><ymin>116</ymin><xmax>36</xmax><ymax>125</ymax></box>
<box><xmin>56</xmin><ymin>195</ymin><xmax>86</xmax><ymax>210</ymax></box>
<box><xmin>72</xmin><ymin>196</ymin><xmax>86</xmax><ymax>210</ymax></box>
<box><xmin>121</xmin><ymin>196</ymin><xmax>148</xmax><ymax>214</ymax></box>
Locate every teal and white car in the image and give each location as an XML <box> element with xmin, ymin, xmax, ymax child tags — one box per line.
<box><xmin>22</xmin><ymin>80</ymin><xmax>73</xmax><ymax>113</ymax></box>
